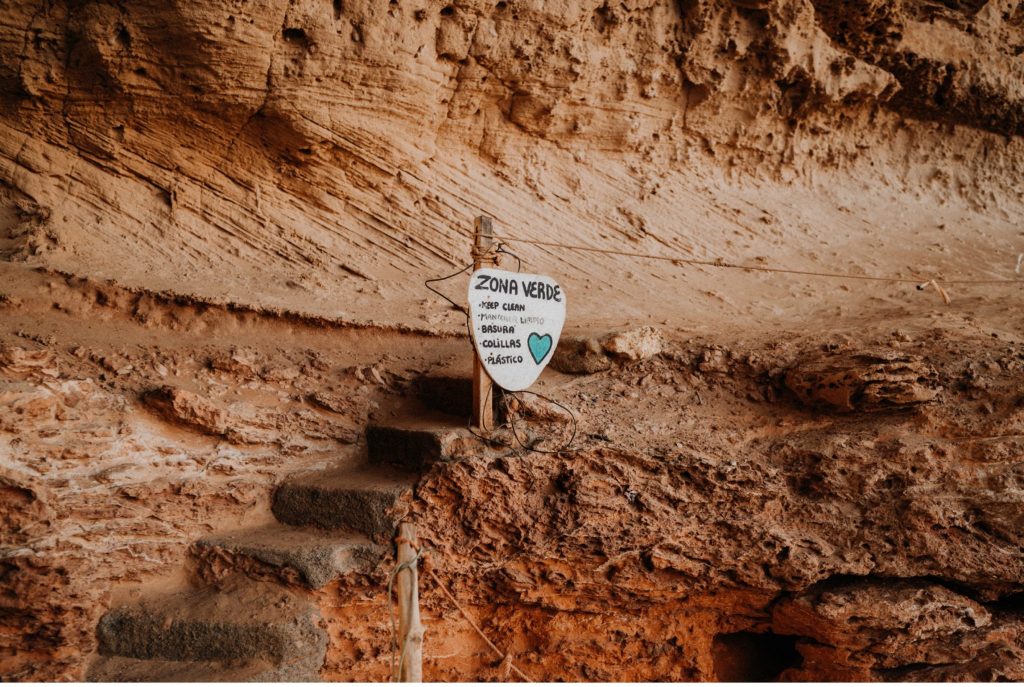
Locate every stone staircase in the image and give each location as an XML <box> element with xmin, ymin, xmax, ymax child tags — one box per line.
<box><xmin>87</xmin><ymin>373</ymin><xmax>478</xmax><ymax>682</ymax></box>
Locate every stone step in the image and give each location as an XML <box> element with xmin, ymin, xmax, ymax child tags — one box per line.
<box><xmin>96</xmin><ymin>578</ymin><xmax>326</xmax><ymax>667</ymax></box>
<box><xmin>86</xmin><ymin>654</ymin><xmax>320</xmax><ymax>682</ymax></box>
<box><xmin>416</xmin><ymin>372</ymin><xmax>472</xmax><ymax>417</ymax></box>
<box><xmin>416</xmin><ymin>373</ymin><xmax>494</xmax><ymax>418</ymax></box>
<box><xmin>272</xmin><ymin>465</ymin><xmax>414</xmax><ymax>537</ymax></box>
<box><xmin>366</xmin><ymin>417</ymin><xmax>469</xmax><ymax>470</ymax></box>
<box><xmin>193</xmin><ymin>524</ymin><xmax>385</xmax><ymax>589</ymax></box>
<box><xmin>415</xmin><ymin>372</ymin><xmax>508</xmax><ymax>419</ymax></box>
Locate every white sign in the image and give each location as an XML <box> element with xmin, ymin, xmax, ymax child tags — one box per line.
<box><xmin>467</xmin><ymin>267</ymin><xmax>566</xmax><ymax>391</ymax></box>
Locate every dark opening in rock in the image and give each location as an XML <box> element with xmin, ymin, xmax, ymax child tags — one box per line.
<box><xmin>282</xmin><ymin>28</ymin><xmax>308</xmax><ymax>45</ymax></box>
<box><xmin>115</xmin><ymin>25</ymin><xmax>131</xmax><ymax>49</ymax></box>
<box><xmin>712</xmin><ymin>631</ymin><xmax>801</xmax><ymax>682</ymax></box>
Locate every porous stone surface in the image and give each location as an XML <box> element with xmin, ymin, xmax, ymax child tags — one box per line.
<box><xmin>271</xmin><ymin>465</ymin><xmax>415</xmax><ymax>539</ymax></box>
<box><xmin>95</xmin><ymin>578</ymin><xmax>326</xmax><ymax>669</ymax></box>
<box><xmin>772</xmin><ymin>579</ymin><xmax>1024</xmax><ymax>681</ymax></box>
<box><xmin>785</xmin><ymin>349</ymin><xmax>942</xmax><ymax>411</ymax></box>
<box><xmin>193</xmin><ymin>524</ymin><xmax>383</xmax><ymax>589</ymax></box>
<box><xmin>405</xmin><ymin>330</ymin><xmax>1024</xmax><ymax>680</ymax></box>
<box><xmin>601</xmin><ymin>326</ymin><xmax>664</xmax><ymax>361</ymax></box>
<box><xmin>5</xmin><ymin>268</ymin><xmax>1024</xmax><ymax>681</ymax></box>
<box><xmin>2</xmin><ymin>0</ymin><xmax>1024</xmax><ymax>682</ymax></box>
<box><xmin>86</xmin><ymin>654</ymin><xmax>314</xmax><ymax>683</ymax></box>
<box><xmin>366</xmin><ymin>421</ymin><xmax>474</xmax><ymax>469</ymax></box>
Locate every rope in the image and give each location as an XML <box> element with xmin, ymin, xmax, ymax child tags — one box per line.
<box><xmin>385</xmin><ymin>539</ymin><xmax>534</xmax><ymax>682</ymax></box>
<box><xmin>490</xmin><ymin>234</ymin><xmax>1023</xmax><ymax>286</ymax></box>
<box><xmin>387</xmin><ymin>546</ymin><xmax>427</xmax><ymax>682</ymax></box>
<box><xmin>471</xmin><ymin>241</ymin><xmax>501</xmax><ymax>264</ymax></box>
<box><xmin>425</xmin><ymin>565</ymin><xmax>533</xmax><ymax>682</ymax></box>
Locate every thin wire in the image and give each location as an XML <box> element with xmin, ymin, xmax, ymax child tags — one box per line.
<box><xmin>490</xmin><ymin>235</ymin><xmax>1023</xmax><ymax>286</ymax></box>
<box><xmin>424</xmin><ymin>262</ymin><xmax>474</xmax><ymax>315</ymax></box>
<box><xmin>424</xmin><ymin>565</ymin><xmax>533</xmax><ymax>681</ymax></box>
<box><xmin>424</xmin><ymin>259</ymin><xmax>518</xmax><ymax>450</ymax></box>
<box><xmin>466</xmin><ymin>382</ymin><xmax>514</xmax><ymax>447</ymax></box>
<box><xmin>495</xmin><ymin>243</ymin><xmax>523</xmax><ymax>273</ymax></box>
<box><xmin>504</xmin><ymin>390</ymin><xmax>577</xmax><ymax>454</ymax></box>
<box><xmin>465</xmin><ymin>383</ymin><xmax>579</xmax><ymax>455</ymax></box>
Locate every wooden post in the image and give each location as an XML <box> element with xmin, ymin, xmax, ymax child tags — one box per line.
<box><xmin>395</xmin><ymin>522</ymin><xmax>423</xmax><ymax>682</ymax></box>
<box><xmin>472</xmin><ymin>216</ymin><xmax>496</xmax><ymax>430</ymax></box>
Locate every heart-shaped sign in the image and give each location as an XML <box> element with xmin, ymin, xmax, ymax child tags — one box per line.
<box><xmin>468</xmin><ymin>267</ymin><xmax>566</xmax><ymax>391</ymax></box>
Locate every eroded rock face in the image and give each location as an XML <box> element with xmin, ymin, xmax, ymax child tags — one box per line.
<box><xmin>2</xmin><ymin>1</ymin><xmax>1024</xmax><ymax>682</ymax></box>
<box><xmin>4</xmin><ymin>268</ymin><xmax>1024</xmax><ymax>680</ymax></box>
<box><xmin>407</xmin><ymin>329</ymin><xmax>1024</xmax><ymax>680</ymax></box>
<box><xmin>142</xmin><ymin>384</ymin><xmax>358</xmax><ymax>444</ymax></box>
<box><xmin>811</xmin><ymin>0</ymin><xmax>1024</xmax><ymax>135</ymax></box>
<box><xmin>785</xmin><ymin>349</ymin><xmax>941</xmax><ymax>411</ymax></box>
<box><xmin>774</xmin><ymin>579</ymin><xmax>1024</xmax><ymax>681</ymax></box>
<box><xmin>0</xmin><ymin>278</ymin><xmax>417</xmax><ymax>680</ymax></box>
<box><xmin>0</xmin><ymin>0</ymin><xmax>1022</xmax><ymax>326</ymax></box>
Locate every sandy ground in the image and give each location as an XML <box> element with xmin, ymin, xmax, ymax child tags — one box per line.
<box><xmin>6</xmin><ymin>165</ymin><xmax>1023</xmax><ymax>339</ymax></box>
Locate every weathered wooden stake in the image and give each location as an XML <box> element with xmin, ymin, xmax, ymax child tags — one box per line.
<box><xmin>472</xmin><ymin>216</ymin><xmax>496</xmax><ymax>430</ymax></box>
<box><xmin>395</xmin><ymin>522</ymin><xmax>423</xmax><ymax>682</ymax></box>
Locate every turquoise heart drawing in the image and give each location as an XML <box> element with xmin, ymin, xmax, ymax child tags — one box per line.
<box><xmin>527</xmin><ymin>332</ymin><xmax>553</xmax><ymax>365</ymax></box>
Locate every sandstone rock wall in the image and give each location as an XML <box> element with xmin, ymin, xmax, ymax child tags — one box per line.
<box><xmin>4</xmin><ymin>263</ymin><xmax>1024</xmax><ymax>681</ymax></box>
<box><xmin>3</xmin><ymin>0</ymin><xmax>1024</xmax><ymax>682</ymax></box>
<box><xmin>0</xmin><ymin>268</ymin><xmax>433</xmax><ymax>680</ymax></box>
<box><xmin>406</xmin><ymin>326</ymin><xmax>1024</xmax><ymax>680</ymax></box>
<box><xmin>1</xmin><ymin>0</ymin><xmax>1022</xmax><ymax>329</ymax></box>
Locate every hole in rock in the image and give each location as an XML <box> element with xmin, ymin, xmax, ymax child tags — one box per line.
<box><xmin>283</xmin><ymin>27</ymin><xmax>308</xmax><ymax>45</ymax></box>
<box><xmin>440</xmin><ymin>5</ymin><xmax>455</xmax><ymax>16</ymax></box>
<box><xmin>115</xmin><ymin>25</ymin><xmax>131</xmax><ymax>49</ymax></box>
<box><xmin>991</xmin><ymin>591</ymin><xmax>1024</xmax><ymax>614</ymax></box>
<box><xmin>712</xmin><ymin>631</ymin><xmax>801</xmax><ymax>682</ymax></box>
